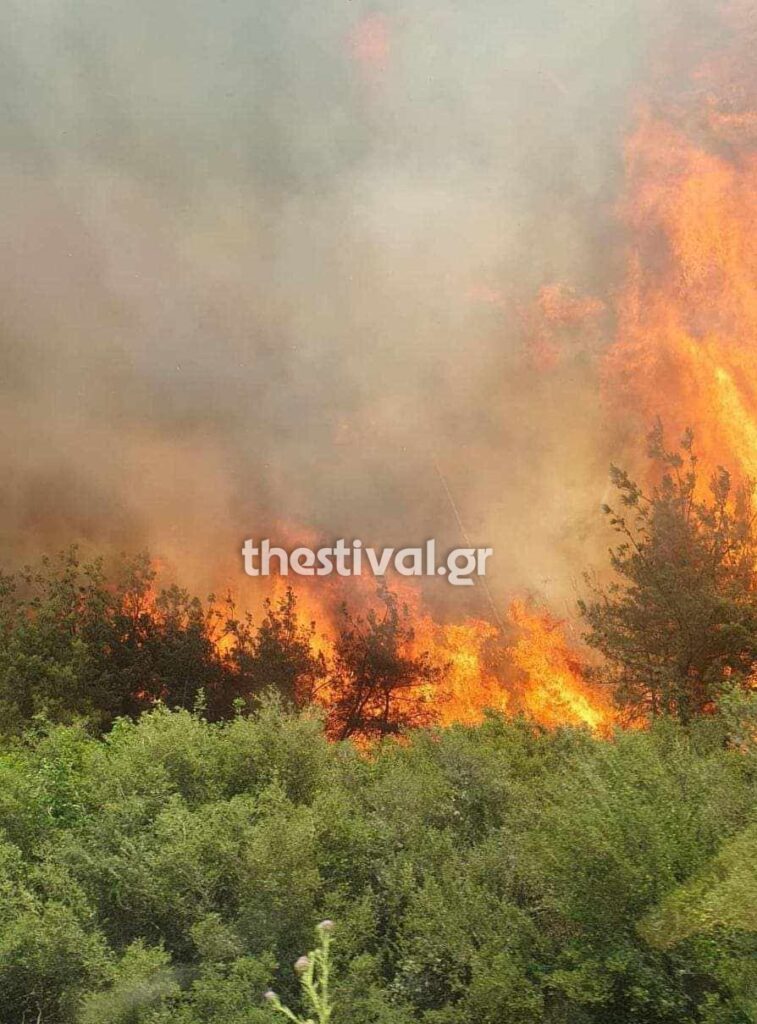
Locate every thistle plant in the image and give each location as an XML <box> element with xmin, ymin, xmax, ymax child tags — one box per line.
<box><xmin>264</xmin><ymin>920</ymin><xmax>335</xmax><ymax>1024</ymax></box>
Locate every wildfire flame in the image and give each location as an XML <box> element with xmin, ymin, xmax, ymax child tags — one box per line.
<box><xmin>605</xmin><ymin>9</ymin><xmax>757</xmax><ymax>481</ymax></box>
<box><xmin>407</xmin><ymin>612</ymin><xmax>509</xmax><ymax>725</ymax></box>
<box><xmin>131</xmin><ymin>6</ymin><xmax>757</xmax><ymax>737</ymax></box>
<box><xmin>206</xmin><ymin>568</ymin><xmax>611</xmax><ymax>733</ymax></box>
<box><xmin>507</xmin><ymin>600</ymin><xmax>613</xmax><ymax>732</ymax></box>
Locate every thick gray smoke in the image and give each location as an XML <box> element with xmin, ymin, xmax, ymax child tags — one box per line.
<box><xmin>1</xmin><ymin>0</ymin><xmax>666</xmax><ymax>614</ymax></box>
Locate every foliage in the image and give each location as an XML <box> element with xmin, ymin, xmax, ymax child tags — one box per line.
<box><xmin>1</xmin><ymin>452</ymin><xmax>756</xmax><ymax>1024</ymax></box>
<box><xmin>579</xmin><ymin>423</ymin><xmax>757</xmax><ymax>724</ymax></box>
<box><xmin>639</xmin><ymin>823</ymin><xmax>757</xmax><ymax>1022</ymax></box>
<box><xmin>0</xmin><ymin>552</ymin><xmax>441</xmax><ymax>743</ymax></box>
<box><xmin>0</xmin><ymin>701</ymin><xmax>752</xmax><ymax>1023</ymax></box>
<box><xmin>0</xmin><ymin>549</ymin><xmax>229</xmax><ymax>733</ymax></box>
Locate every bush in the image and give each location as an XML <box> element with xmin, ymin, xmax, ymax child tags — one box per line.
<box><xmin>0</xmin><ymin>701</ymin><xmax>752</xmax><ymax>1023</ymax></box>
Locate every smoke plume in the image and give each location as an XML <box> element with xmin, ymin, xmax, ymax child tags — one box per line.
<box><xmin>1</xmin><ymin>0</ymin><xmax>704</xmax><ymax>616</ymax></box>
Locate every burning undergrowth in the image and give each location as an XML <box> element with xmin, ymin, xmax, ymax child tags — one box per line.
<box><xmin>0</xmin><ymin>0</ymin><xmax>754</xmax><ymax>733</ymax></box>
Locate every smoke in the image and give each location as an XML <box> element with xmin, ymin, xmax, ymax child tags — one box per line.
<box><xmin>1</xmin><ymin>0</ymin><xmax>675</xmax><ymax>613</ymax></box>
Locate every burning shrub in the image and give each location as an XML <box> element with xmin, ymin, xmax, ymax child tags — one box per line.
<box><xmin>324</xmin><ymin>584</ymin><xmax>445</xmax><ymax>741</ymax></box>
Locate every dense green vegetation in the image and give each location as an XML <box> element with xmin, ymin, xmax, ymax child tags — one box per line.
<box><xmin>0</xmin><ymin>698</ymin><xmax>754</xmax><ymax>1024</ymax></box>
<box><xmin>0</xmin><ymin>427</ymin><xmax>755</xmax><ymax>1022</ymax></box>
<box><xmin>0</xmin><ymin>552</ymin><xmax>440</xmax><ymax>743</ymax></box>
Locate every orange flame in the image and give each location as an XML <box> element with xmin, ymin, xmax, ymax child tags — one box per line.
<box><xmin>150</xmin><ymin>11</ymin><xmax>757</xmax><ymax>738</ymax></box>
<box><xmin>507</xmin><ymin>600</ymin><xmax>614</xmax><ymax>732</ymax></box>
<box><xmin>525</xmin><ymin>284</ymin><xmax>605</xmax><ymax>371</ymax></box>
<box><xmin>211</xmin><ymin>570</ymin><xmax>608</xmax><ymax>733</ymax></box>
<box><xmin>409</xmin><ymin>614</ymin><xmax>509</xmax><ymax>725</ymax></box>
<box><xmin>605</xmin><ymin>12</ymin><xmax>757</xmax><ymax>481</ymax></box>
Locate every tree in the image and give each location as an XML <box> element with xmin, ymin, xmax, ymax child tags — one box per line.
<box><xmin>102</xmin><ymin>569</ymin><xmax>227</xmax><ymax>718</ymax></box>
<box><xmin>0</xmin><ymin>548</ymin><xmax>230</xmax><ymax>733</ymax></box>
<box><xmin>325</xmin><ymin>585</ymin><xmax>443</xmax><ymax>741</ymax></box>
<box><xmin>579</xmin><ymin>423</ymin><xmax>757</xmax><ymax>724</ymax></box>
<box><xmin>221</xmin><ymin>588</ymin><xmax>327</xmax><ymax>709</ymax></box>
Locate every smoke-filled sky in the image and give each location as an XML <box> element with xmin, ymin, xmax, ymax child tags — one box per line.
<box><xmin>1</xmin><ymin>0</ymin><xmax>689</xmax><ymax>613</ymax></box>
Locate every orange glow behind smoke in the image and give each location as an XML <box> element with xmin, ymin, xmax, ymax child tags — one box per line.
<box><xmin>525</xmin><ymin>284</ymin><xmax>605</xmax><ymax>371</ymax></box>
<box><xmin>348</xmin><ymin>13</ymin><xmax>391</xmax><ymax>78</ymax></box>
